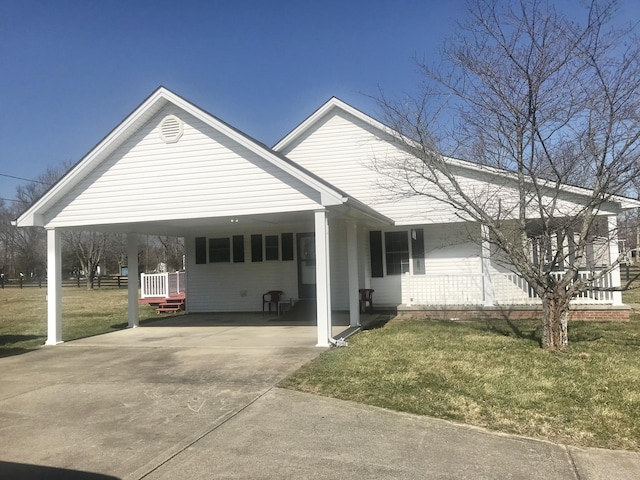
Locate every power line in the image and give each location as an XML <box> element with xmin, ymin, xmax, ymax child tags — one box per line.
<box><xmin>0</xmin><ymin>173</ymin><xmax>51</xmax><ymax>185</ymax></box>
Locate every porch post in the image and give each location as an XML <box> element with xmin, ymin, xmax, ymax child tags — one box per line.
<box><xmin>481</xmin><ymin>224</ymin><xmax>495</xmax><ymax>307</ymax></box>
<box><xmin>127</xmin><ymin>233</ymin><xmax>140</xmax><ymax>327</ymax></box>
<box><xmin>315</xmin><ymin>210</ymin><xmax>332</xmax><ymax>347</ymax></box>
<box><xmin>346</xmin><ymin>221</ymin><xmax>360</xmax><ymax>327</ymax></box>
<box><xmin>608</xmin><ymin>216</ymin><xmax>623</xmax><ymax>306</ymax></box>
<box><xmin>45</xmin><ymin>228</ymin><xmax>63</xmax><ymax>345</ymax></box>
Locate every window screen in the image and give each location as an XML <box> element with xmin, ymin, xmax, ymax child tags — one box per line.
<box><xmin>385</xmin><ymin>231</ymin><xmax>409</xmax><ymax>275</ymax></box>
<box><xmin>265</xmin><ymin>235</ymin><xmax>279</xmax><ymax>261</ymax></box>
<box><xmin>209</xmin><ymin>237</ymin><xmax>230</xmax><ymax>263</ymax></box>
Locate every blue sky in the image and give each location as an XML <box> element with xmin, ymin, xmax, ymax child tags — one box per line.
<box><xmin>0</xmin><ymin>0</ymin><xmax>635</xmax><ymax>203</ymax></box>
<box><xmin>0</xmin><ymin>0</ymin><xmax>467</xmax><ymax>201</ymax></box>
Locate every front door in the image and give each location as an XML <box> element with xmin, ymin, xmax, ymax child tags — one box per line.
<box><xmin>297</xmin><ymin>233</ymin><xmax>316</xmax><ymax>299</ymax></box>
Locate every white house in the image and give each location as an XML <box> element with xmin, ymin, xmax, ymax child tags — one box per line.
<box><xmin>16</xmin><ymin>87</ymin><xmax>639</xmax><ymax>347</ymax></box>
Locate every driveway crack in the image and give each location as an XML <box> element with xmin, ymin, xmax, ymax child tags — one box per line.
<box><xmin>130</xmin><ymin>386</ymin><xmax>275</xmax><ymax>480</ymax></box>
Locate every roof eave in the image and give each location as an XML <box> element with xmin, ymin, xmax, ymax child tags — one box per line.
<box><xmin>343</xmin><ymin>197</ymin><xmax>395</xmax><ymax>226</ymax></box>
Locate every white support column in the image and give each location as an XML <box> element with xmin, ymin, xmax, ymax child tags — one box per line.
<box><xmin>481</xmin><ymin>224</ymin><xmax>495</xmax><ymax>307</ymax></box>
<box><xmin>346</xmin><ymin>221</ymin><xmax>360</xmax><ymax>327</ymax></box>
<box><xmin>45</xmin><ymin>228</ymin><xmax>63</xmax><ymax>345</ymax></box>
<box><xmin>325</xmin><ymin>219</ymin><xmax>333</xmax><ymax>342</ymax></box>
<box><xmin>127</xmin><ymin>233</ymin><xmax>140</xmax><ymax>328</ymax></box>
<box><xmin>608</xmin><ymin>216</ymin><xmax>623</xmax><ymax>306</ymax></box>
<box><xmin>315</xmin><ymin>210</ymin><xmax>332</xmax><ymax>347</ymax></box>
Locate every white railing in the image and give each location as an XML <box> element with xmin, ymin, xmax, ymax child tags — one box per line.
<box><xmin>493</xmin><ymin>270</ymin><xmax>614</xmax><ymax>304</ymax></box>
<box><xmin>403</xmin><ymin>270</ymin><xmax>615</xmax><ymax>306</ymax></box>
<box><xmin>140</xmin><ymin>271</ymin><xmax>186</xmax><ymax>299</ymax></box>
<box><xmin>492</xmin><ymin>272</ymin><xmax>537</xmax><ymax>304</ymax></box>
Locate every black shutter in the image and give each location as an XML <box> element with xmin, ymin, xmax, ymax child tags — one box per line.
<box><xmin>251</xmin><ymin>234</ymin><xmax>263</xmax><ymax>262</ymax></box>
<box><xmin>281</xmin><ymin>233</ymin><xmax>294</xmax><ymax>261</ymax></box>
<box><xmin>370</xmin><ymin>231</ymin><xmax>383</xmax><ymax>277</ymax></box>
<box><xmin>195</xmin><ymin>237</ymin><xmax>207</xmax><ymax>264</ymax></box>
<box><xmin>233</xmin><ymin>235</ymin><xmax>244</xmax><ymax>263</ymax></box>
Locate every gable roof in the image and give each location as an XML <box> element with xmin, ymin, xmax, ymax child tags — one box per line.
<box><xmin>275</xmin><ymin>97</ymin><xmax>640</xmax><ymax>212</ymax></box>
<box><xmin>16</xmin><ymin>87</ymin><xmax>392</xmax><ymax>229</ymax></box>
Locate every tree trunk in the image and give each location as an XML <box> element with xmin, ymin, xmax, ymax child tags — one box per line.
<box><xmin>540</xmin><ymin>291</ymin><xmax>569</xmax><ymax>350</ymax></box>
<box><xmin>86</xmin><ymin>264</ymin><xmax>97</xmax><ymax>290</ymax></box>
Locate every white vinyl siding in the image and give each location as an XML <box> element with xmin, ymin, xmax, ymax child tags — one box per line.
<box><xmin>186</xmin><ymin>230</ymin><xmax>299</xmax><ymax>313</ymax></box>
<box><xmin>44</xmin><ymin>105</ymin><xmax>323</xmax><ymax>228</ymax></box>
<box><xmin>279</xmin><ymin>110</ymin><xmax>460</xmax><ymax>225</ymax></box>
<box><xmin>185</xmin><ymin>221</ymin><xmax>355</xmax><ymax>312</ymax></box>
<box><xmin>279</xmin><ymin>108</ymin><xmax>621</xmax><ymax>225</ymax></box>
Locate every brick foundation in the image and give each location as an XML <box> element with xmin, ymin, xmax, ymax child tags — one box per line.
<box><xmin>397</xmin><ymin>304</ymin><xmax>631</xmax><ymax>322</ymax></box>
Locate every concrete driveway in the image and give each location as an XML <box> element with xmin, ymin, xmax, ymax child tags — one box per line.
<box><xmin>1</xmin><ymin>314</ymin><xmax>639</xmax><ymax>479</ymax></box>
<box><xmin>0</xmin><ymin>315</ymin><xmax>326</xmax><ymax>479</ymax></box>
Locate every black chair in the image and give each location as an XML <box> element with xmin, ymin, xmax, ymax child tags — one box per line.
<box><xmin>359</xmin><ymin>289</ymin><xmax>374</xmax><ymax>314</ymax></box>
<box><xmin>262</xmin><ymin>290</ymin><xmax>283</xmax><ymax>314</ymax></box>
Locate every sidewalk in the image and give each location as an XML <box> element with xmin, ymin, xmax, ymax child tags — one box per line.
<box><xmin>140</xmin><ymin>387</ymin><xmax>640</xmax><ymax>480</ymax></box>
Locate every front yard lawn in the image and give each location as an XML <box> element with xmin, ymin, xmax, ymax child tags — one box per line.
<box><xmin>0</xmin><ymin>288</ymin><xmax>157</xmax><ymax>357</ymax></box>
<box><xmin>281</xmin><ymin>313</ymin><xmax>640</xmax><ymax>451</ymax></box>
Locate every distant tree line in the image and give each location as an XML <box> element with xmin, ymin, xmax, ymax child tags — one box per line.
<box><xmin>0</xmin><ymin>164</ymin><xmax>184</xmax><ymax>289</ymax></box>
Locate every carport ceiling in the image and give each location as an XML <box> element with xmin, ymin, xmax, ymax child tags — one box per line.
<box><xmin>62</xmin><ymin>211</ymin><xmax>318</xmax><ymax>237</ymax></box>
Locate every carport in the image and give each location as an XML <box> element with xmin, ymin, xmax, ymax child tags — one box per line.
<box><xmin>15</xmin><ymin>87</ymin><xmax>392</xmax><ymax>347</ymax></box>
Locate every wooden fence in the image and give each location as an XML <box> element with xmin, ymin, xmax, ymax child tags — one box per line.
<box><xmin>0</xmin><ymin>275</ymin><xmax>129</xmax><ymax>289</ymax></box>
<box><xmin>621</xmin><ymin>265</ymin><xmax>640</xmax><ymax>283</ymax></box>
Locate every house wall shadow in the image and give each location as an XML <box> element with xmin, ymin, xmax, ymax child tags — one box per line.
<box><xmin>0</xmin><ymin>461</ymin><xmax>119</xmax><ymax>479</ymax></box>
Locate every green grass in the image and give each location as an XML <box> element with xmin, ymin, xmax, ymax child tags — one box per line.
<box><xmin>623</xmin><ymin>283</ymin><xmax>640</xmax><ymax>304</ymax></box>
<box><xmin>281</xmin><ymin>312</ymin><xmax>640</xmax><ymax>451</ymax></box>
<box><xmin>0</xmin><ymin>288</ymin><xmax>157</xmax><ymax>356</ymax></box>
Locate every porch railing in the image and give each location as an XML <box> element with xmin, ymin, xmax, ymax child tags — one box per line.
<box><xmin>493</xmin><ymin>270</ymin><xmax>614</xmax><ymax>304</ymax></box>
<box><xmin>402</xmin><ymin>270</ymin><xmax>615</xmax><ymax>306</ymax></box>
<box><xmin>140</xmin><ymin>271</ymin><xmax>186</xmax><ymax>299</ymax></box>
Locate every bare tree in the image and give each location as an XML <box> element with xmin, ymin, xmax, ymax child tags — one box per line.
<box><xmin>62</xmin><ymin>231</ymin><xmax>110</xmax><ymax>289</ymax></box>
<box><xmin>6</xmin><ymin>162</ymin><xmax>113</xmax><ymax>287</ymax></box>
<box><xmin>3</xmin><ymin>165</ymin><xmax>62</xmax><ymax>279</ymax></box>
<box><xmin>0</xmin><ymin>199</ymin><xmax>16</xmax><ymax>278</ymax></box>
<box><xmin>156</xmin><ymin>236</ymin><xmax>185</xmax><ymax>271</ymax></box>
<box><xmin>377</xmin><ymin>0</ymin><xmax>640</xmax><ymax>349</ymax></box>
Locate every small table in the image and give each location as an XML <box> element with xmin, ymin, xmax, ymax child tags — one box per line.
<box><xmin>278</xmin><ymin>298</ymin><xmax>295</xmax><ymax>316</ymax></box>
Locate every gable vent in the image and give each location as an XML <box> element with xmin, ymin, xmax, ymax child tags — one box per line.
<box><xmin>159</xmin><ymin>115</ymin><xmax>184</xmax><ymax>143</ymax></box>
